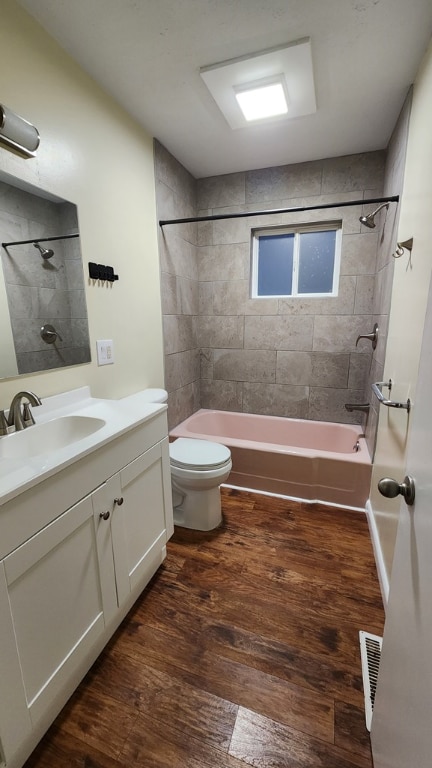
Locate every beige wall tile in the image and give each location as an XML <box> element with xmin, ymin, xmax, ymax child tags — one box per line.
<box><xmin>244</xmin><ymin>315</ymin><xmax>314</xmax><ymax>351</ymax></box>
<box><xmin>200</xmin><ymin>348</ymin><xmax>213</xmax><ymax>379</ymax></box>
<box><xmin>340</xmin><ymin>232</ymin><xmax>378</xmax><ymax>275</ymax></box>
<box><xmin>199</xmin><ymin>282</ymin><xmax>214</xmax><ymax>315</ymax></box>
<box><xmin>309</xmin><ymin>387</ymin><xmax>365</xmax><ymax>423</ymax></box>
<box><xmin>198</xmin><ymin>243</ymin><xmax>249</xmax><ymax>281</ymax></box>
<box><xmin>245</xmin><ymin>161</ymin><xmax>323</xmax><ymax>203</ymax></box>
<box><xmin>167</xmin><ymin>381</ymin><xmax>200</xmax><ymax>430</ymax></box>
<box><xmin>243</xmin><ymin>383</ymin><xmax>309</xmax><ymax>418</ymax></box>
<box><xmin>278</xmin><ymin>276</ymin><xmax>356</xmax><ymax>316</ymax></box>
<box><xmin>197</xmin><ymin>219</ymin><xmax>213</xmax><ymax>246</ymax></box>
<box><xmin>214</xmin><ymin>349</ymin><xmax>276</xmax><ymax>383</ymax></box>
<box><xmin>200</xmin><ymin>379</ymin><xmax>243</xmax><ymax>411</ymax></box>
<box><xmin>212</xmin><ymin>216</ymin><xmax>250</xmax><ymax>245</ymax></box>
<box><xmin>178</xmin><ymin>276</ymin><xmax>199</xmax><ymax>315</ymax></box>
<box><xmin>159</xmin><ymin>229</ymin><xmax>198</xmax><ymax>280</ymax></box>
<box><xmin>321</xmin><ymin>152</ymin><xmax>385</xmax><ymax>195</ymax></box>
<box><xmin>165</xmin><ymin>349</ymin><xmax>200</xmax><ymax>391</ymax></box>
<box><xmin>160</xmin><ymin>272</ymin><xmax>180</xmax><ymax>315</ymax></box>
<box><xmin>198</xmin><ymin>315</ymin><xmax>244</xmax><ymax>348</ymax></box>
<box><xmin>163</xmin><ymin>314</ymin><xmax>195</xmax><ymax>355</ymax></box>
<box><xmin>354</xmin><ymin>275</ymin><xmax>375</xmax><ymax>314</ymax></box>
<box><xmin>197</xmin><ymin>173</ymin><xmax>245</xmax><ymax>209</ymax></box>
<box><xmin>348</xmin><ymin>352</ymin><xmax>372</xmax><ymax>390</ymax></box>
<box><xmin>311</xmin><ymin>352</ymin><xmax>350</xmax><ymax>387</ymax></box>
<box><xmin>276</xmin><ymin>351</ymin><xmax>312</xmax><ymax>385</ymax></box>
<box><xmin>313</xmin><ymin>315</ymin><xmax>368</xmax><ymax>353</ymax></box>
<box><xmin>154</xmin><ymin>140</ymin><xmax>196</xmax><ymax>210</ymax></box>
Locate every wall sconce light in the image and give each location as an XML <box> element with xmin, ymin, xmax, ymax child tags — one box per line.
<box><xmin>0</xmin><ymin>104</ymin><xmax>40</xmax><ymax>158</ymax></box>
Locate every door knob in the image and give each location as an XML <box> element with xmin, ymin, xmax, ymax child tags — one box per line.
<box><xmin>378</xmin><ymin>475</ymin><xmax>415</xmax><ymax>506</ymax></box>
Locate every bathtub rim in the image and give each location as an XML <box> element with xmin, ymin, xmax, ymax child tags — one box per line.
<box><xmin>170</xmin><ymin>408</ymin><xmax>370</xmax><ymax>465</ymax></box>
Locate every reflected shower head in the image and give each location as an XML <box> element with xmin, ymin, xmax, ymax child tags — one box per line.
<box><xmin>33</xmin><ymin>242</ymin><xmax>54</xmax><ymax>259</ymax></box>
<box><xmin>359</xmin><ymin>202</ymin><xmax>389</xmax><ymax>229</ymax></box>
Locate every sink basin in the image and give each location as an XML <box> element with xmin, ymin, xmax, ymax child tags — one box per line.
<box><xmin>0</xmin><ymin>415</ymin><xmax>106</xmax><ymax>459</ymax></box>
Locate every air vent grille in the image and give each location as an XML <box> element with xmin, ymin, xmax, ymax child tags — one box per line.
<box><xmin>359</xmin><ymin>630</ymin><xmax>382</xmax><ymax>731</ymax></box>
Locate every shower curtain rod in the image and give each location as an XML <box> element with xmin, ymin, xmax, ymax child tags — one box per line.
<box><xmin>2</xmin><ymin>233</ymin><xmax>79</xmax><ymax>248</ymax></box>
<box><xmin>159</xmin><ymin>195</ymin><xmax>399</xmax><ymax>227</ymax></box>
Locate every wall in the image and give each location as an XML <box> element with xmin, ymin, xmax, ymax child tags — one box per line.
<box><xmin>0</xmin><ymin>0</ymin><xmax>164</xmax><ymax>407</ymax></box>
<box><xmin>0</xmin><ymin>186</ymin><xmax>90</xmax><ymax>374</ymax></box>
<box><xmin>196</xmin><ymin>153</ymin><xmax>385</xmax><ymax>424</ymax></box>
<box><xmin>154</xmin><ymin>140</ymin><xmax>200</xmax><ymax>429</ymax></box>
<box><xmin>369</xmin><ymin>39</ymin><xmax>432</xmax><ymax>588</ymax></box>
<box><xmin>365</xmin><ymin>92</ymin><xmax>412</xmax><ymax>457</ymax></box>
<box><xmin>155</xmin><ymin>146</ymin><xmax>388</xmax><ymax>431</ymax></box>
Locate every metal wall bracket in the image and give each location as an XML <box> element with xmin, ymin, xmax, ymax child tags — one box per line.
<box><xmin>371</xmin><ymin>379</ymin><xmax>411</xmax><ymax>413</ymax></box>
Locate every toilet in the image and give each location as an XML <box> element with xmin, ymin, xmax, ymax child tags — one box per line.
<box><xmin>141</xmin><ymin>389</ymin><xmax>232</xmax><ymax>530</ymax></box>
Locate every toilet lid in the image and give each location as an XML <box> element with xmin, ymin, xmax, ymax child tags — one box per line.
<box><xmin>170</xmin><ymin>438</ymin><xmax>231</xmax><ymax>470</ymax></box>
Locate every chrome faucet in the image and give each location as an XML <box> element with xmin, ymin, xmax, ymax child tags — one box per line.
<box><xmin>6</xmin><ymin>391</ymin><xmax>42</xmax><ymax>431</ymax></box>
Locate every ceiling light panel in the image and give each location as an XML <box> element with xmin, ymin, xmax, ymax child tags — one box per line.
<box><xmin>200</xmin><ymin>39</ymin><xmax>316</xmax><ymax>130</ymax></box>
<box><xmin>235</xmin><ymin>80</ymin><xmax>288</xmax><ymax>122</ymax></box>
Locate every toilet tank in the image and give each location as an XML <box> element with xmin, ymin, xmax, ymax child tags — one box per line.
<box><xmin>140</xmin><ymin>388</ymin><xmax>168</xmax><ymax>403</ymax></box>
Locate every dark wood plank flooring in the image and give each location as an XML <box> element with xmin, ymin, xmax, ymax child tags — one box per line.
<box><xmin>25</xmin><ymin>487</ymin><xmax>385</xmax><ymax>768</ymax></box>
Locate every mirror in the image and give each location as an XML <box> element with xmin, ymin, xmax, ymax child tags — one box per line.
<box><xmin>0</xmin><ymin>172</ymin><xmax>90</xmax><ymax>379</ymax></box>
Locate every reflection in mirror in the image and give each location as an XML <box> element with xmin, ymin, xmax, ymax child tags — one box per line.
<box><xmin>0</xmin><ymin>174</ymin><xmax>91</xmax><ymax>379</ymax></box>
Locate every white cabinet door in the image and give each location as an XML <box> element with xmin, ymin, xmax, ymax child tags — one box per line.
<box><xmin>111</xmin><ymin>440</ymin><xmax>170</xmax><ymax>605</ymax></box>
<box><xmin>0</xmin><ymin>563</ymin><xmax>32</xmax><ymax>765</ymax></box>
<box><xmin>3</xmin><ymin>492</ymin><xmax>108</xmax><ymax>729</ymax></box>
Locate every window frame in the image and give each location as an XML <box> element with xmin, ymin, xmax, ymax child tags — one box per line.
<box><xmin>251</xmin><ymin>221</ymin><xmax>342</xmax><ymax>299</ymax></box>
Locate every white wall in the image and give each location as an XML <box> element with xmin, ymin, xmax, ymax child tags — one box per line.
<box><xmin>369</xmin><ymin>37</ymin><xmax>432</xmax><ymax>592</ymax></box>
<box><xmin>0</xmin><ymin>0</ymin><xmax>164</xmax><ymax>404</ymax></box>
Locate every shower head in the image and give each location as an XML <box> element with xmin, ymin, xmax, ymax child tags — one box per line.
<box><xmin>359</xmin><ymin>202</ymin><xmax>389</xmax><ymax>229</ymax></box>
<box><xmin>33</xmin><ymin>242</ymin><xmax>54</xmax><ymax>260</ymax></box>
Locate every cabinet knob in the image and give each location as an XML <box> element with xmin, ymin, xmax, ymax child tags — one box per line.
<box><xmin>114</xmin><ymin>497</ymin><xmax>124</xmax><ymax>506</ymax></box>
<box><xmin>99</xmin><ymin>510</ymin><xmax>110</xmax><ymax>520</ymax></box>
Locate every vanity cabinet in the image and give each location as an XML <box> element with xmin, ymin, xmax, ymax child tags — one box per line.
<box><xmin>0</xmin><ymin>409</ymin><xmax>173</xmax><ymax>768</ymax></box>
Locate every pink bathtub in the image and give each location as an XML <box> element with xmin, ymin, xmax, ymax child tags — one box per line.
<box><xmin>170</xmin><ymin>409</ymin><xmax>372</xmax><ymax>508</ymax></box>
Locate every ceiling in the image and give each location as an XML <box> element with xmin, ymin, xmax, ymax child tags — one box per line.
<box><xmin>17</xmin><ymin>0</ymin><xmax>432</xmax><ymax>179</ymax></box>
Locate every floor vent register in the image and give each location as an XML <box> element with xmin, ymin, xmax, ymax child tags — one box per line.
<box><xmin>359</xmin><ymin>630</ymin><xmax>382</xmax><ymax>731</ymax></box>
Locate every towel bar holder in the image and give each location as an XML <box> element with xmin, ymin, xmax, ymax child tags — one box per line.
<box><xmin>372</xmin><ymin>379</ymin><xmax>411</xmax><ymax>413</ymax></box>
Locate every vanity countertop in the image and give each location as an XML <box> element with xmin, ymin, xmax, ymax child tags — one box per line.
<box><xmin>0</xmin><ymin>387</ymin><xmax>166</xmax><ymax>506</ymax></box>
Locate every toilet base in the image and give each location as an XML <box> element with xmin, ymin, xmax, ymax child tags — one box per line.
<box><xmin>173</xmin><ymin>485</ymin><xmax>223</xmax><ymax>531</ymax></box>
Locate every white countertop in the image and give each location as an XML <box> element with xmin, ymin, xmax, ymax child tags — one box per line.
<box><xmin>0</xmin><ymin>387</ymin><xmax>166</xmax><ymax>506</ymax></box>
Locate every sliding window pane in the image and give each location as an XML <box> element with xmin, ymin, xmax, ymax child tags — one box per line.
<box><xmin>298</xmin><ymin>230</ymin><xmax>336</xmax><ymax>294</ymax></box>
<box><xmin>258</xmin><ymin>234</ymin><xmax>294</xmax><ymax>296</ymax></box>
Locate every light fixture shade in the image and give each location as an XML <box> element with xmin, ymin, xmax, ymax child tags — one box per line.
<box><xmin>0</xmin><ymin>104</ymin><xmax>40</xmax><ymax>157</ymax></box>
<box><xmin>235</xmin><ymin>79</ymin><xmax>288</xmax><ymax>122</ymax></box>
<box><xmin>200</xmin><ymin>39</ymin><xmax>316</xmax><ymax>130</ymax></box>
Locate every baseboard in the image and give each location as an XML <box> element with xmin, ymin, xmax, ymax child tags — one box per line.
<box><xmin>365</xmin><ymin>499</ymin><xmax>389</xmax><ymax>610</ymax></box>
<box><xmin>223</xmin><ymin>484</ymin><xmax>366</xmax><ymax>512</ymax></box>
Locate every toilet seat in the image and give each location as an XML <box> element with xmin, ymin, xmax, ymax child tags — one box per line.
<box><xmin>170</xmin><ymin>438</ymin><xmax>231</xmax><ymax>471</ymax></box>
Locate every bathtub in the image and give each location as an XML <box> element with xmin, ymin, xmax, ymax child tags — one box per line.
<box><xmin>170</xmin><ymin>409</ymin><xmax>372</xmax><ymax>509</ymax></box>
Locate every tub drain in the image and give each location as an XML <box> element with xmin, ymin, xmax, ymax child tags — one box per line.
<box><xmin>359</xmin><ymin>630</ymin><xmax>382</xmax><ymax>731</ymax></box>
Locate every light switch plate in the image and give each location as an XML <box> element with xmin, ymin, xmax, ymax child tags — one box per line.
<box><xmin>96</xmin><ymin>339</ymin><xmax>114</xmax><ymax>366</ymax></box>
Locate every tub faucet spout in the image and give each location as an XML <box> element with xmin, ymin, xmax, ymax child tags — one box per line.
<box><xmin>344</xmin><ymin>403</ymin><xmax>370</xmax><ymax>413</ymax></box>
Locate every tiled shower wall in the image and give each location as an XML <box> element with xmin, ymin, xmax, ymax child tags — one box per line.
<box><xmin>0</xmin><ymin>183</ymin><xmax>90</xmax><ymax>375</ymax></box>
<box><xmin>155</xmin><ymin>142</ymin><xmax>390</xmax><ymax>429</ymax></box>
<box><xmin>365</xmin><ymin>91</ymin><xmax>412</xmax><ymax>456</ymax></box>
<box><xmin>154</xmin><ymin>140</ymin><xmax>200</xmax><ymax>429</ymax></box>
<box><xmin>197</xmin><ymin>152</ymin><xmax>385</xmax><ymax>424</ymax></box>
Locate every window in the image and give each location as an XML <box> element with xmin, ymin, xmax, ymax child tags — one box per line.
<box><xmin>251</xmin><ymin>222</ymin><xmax>342</xmax><ymax>298</ymax></box>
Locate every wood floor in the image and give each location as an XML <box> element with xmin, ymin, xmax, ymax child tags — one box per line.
<box><xmin>25</xmin><ymin>487</ymin><xmax>385</xmax><ymax>768</ymax></box>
